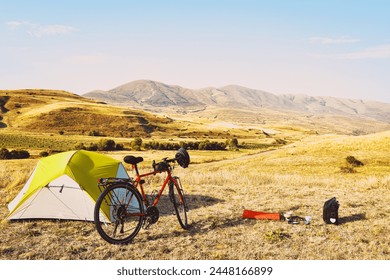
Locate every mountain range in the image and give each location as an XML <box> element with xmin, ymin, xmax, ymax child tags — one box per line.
<box><xmin>84</xmin><ymin>80</ymin><xmax>390</xmax><ymax>123</ymax></box>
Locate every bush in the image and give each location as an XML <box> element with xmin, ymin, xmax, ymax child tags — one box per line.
<box><xmin>198</xmin><ymin>140</ymin><xmax>226</xmax><ymax>150</ymax></box>
<box><xmin>0</xmin><ymin>148</ymin><xmax>10</xmax><ymax>159</ymax></box>
<box><xmin>346</xmin><ymin>156</ymin><xmax>364</xmax><ymax>167</ymax></box>
<box><xmin>86</xmin><ymin>143</ymin><xmax>98</xmax><ymax>151</ymax></box>
<box><xmin>39</xmin><ymin>151</ymin><xmax>49</xmax><ymax>157</ymax></box>
<box><xmin>74</xmin><ymin>143</ymin><xmax>87</xmax><ymax>150</ymax></box>
<box><xmin>115</xmin><ymin>143</ymin><xmax>124</xmax><ymax>150</ymax></box>
<box><xmin>226</xmin><ymin>138</ymin><xmax>239</xmax><ymax>150</ymax></box>
<box><xmin>88</xmin><ymin>130</ymin><xmax>101</xmax><ymax>136</ymax></box>
<box><xmin>340</xmin><ymin>166</ymin><xmax>356</xmax><ymax>173</ymax></box>
<box><xmin>75</xmin><ymin>140</ymin><xmax>124</xmax><ymax>151</ymax></box>
<box><xmin>131</xmin><ymin>137</ymin><xmax>143</xmax><ymax>151</ymax></box>
<box><xmin>142</xmin><ymin>140</ymin><xmax>226</xmax><ymax>151</ymax></box>
<box><xmin>0</xmin><ymin>148</ymin><xmax>30</xmax><ymax>159</ymax></box>
<box><xmin>98</xmin><ymin>139</ymin><xmax>116</xmax><ymax>151</ymax></box>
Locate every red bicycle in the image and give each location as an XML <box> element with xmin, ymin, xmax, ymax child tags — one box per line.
<box><xmin>94</xmin><ymin>148</ymin><xmax>190</xmax><ymax>244</ymax></box>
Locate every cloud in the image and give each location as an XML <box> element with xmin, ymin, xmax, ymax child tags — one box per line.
<box><xmin>309</xmin><ymin>44</ymin><xmax>390</xmax><ymax>60</ymax></box>
<box><xmin>63</xmin><ymin>53</ymin><xmax>107</xmax><ymax>65</ymax></box>
<box><xmin>29</xmin><ymin>24</ymin><xmax>76</xmax><ymax>37</ymax></box>
<box><xmin>341</xmin><ymin>44</ymin><xmax>390</xmax><ymax>59</ymax></box>
<box><xmin>308</xmin><ymin>36</ymin><xmax>361</xmax><ymax>45</ymax></box>
<box><xmin>6</xmin><ymin>21</ymin><xmax>30</xmax><ymax>29</ymax></box>
<box><xmin>6</xmin><ymin>21</ymin><xmax>76</xmax><ymax>37</ymax></box>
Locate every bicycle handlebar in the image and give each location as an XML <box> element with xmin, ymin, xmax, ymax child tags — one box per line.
<box><xmin>152</xmin><ymin>157</ymin><xmax>176</xmax><ymax>173</ymax></box>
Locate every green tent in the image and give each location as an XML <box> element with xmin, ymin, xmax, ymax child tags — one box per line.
<box><xmin>7</xmin><ymin>150</ymin><xmax>128</xmax><ymax>221</ymax></box>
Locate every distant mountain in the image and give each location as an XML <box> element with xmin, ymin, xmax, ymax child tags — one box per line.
<box><xmin>84</xmin><ymin>80</ymin><xmax>390</xmax><ymax>122</ymax></box>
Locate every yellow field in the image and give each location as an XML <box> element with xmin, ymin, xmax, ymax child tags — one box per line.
<box><xmin>1</xmin><ymin>89</ymin><xmax>389</xmax><ymax>259</ymax></box>
<box><xmin>1</xmin><ymin>130</ymin><xmax>389</xmax><ymax>260</ymax></box>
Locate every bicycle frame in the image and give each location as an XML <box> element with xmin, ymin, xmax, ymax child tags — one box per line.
<box><xmin>131</xmin><ymin>164</ymin><xmax>174</xmax><ymax>208</ymax></box>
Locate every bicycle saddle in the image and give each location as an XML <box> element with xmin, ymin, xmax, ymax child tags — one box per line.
<box><xmin>124</xmin><ymin>155</ymin><xmax>144</xmax><ymax>165</ymax></box>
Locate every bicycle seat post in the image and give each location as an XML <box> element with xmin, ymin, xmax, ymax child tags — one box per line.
<box><xmin>133</xmin><ymin>163</ymin><xmax>140</xmax><ymax>176</ymax></box>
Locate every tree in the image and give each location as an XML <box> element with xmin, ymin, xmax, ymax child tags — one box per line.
<box><xmin>98</xmin><ymin>139</ymin><xmax>116</xmax><ymax>151</ymax></box>
<box><xmin>0</xmin><ymin>148</ymin><xmax>10</xmax><ymax>159</ymax></box>
<box><xmin>131</xmin><ymin>137</ymin><xmax>143</xmax><ymax>151</ymax></box>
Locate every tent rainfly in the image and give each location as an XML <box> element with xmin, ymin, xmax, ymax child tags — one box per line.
<box><xmin>7</xmin><ymin>150</ymin><xmax>128</xmax><ymax>221</ymax></box>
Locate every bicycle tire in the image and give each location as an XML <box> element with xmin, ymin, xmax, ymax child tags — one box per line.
<box><xmin>94</xmin><ymin>184</ymin><xmax>144</xmax><ymax>244</ymax></box>
<box><xmin>169</xmin><ymin>177</ymin><xmax>189</xmax><ymax>230</ymax></box>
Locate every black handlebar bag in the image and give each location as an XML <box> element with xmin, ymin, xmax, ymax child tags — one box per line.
<box><xmin>323</xmin><ymin>197</ymin><xmax>340</xmax><ymax>225</ymax></box>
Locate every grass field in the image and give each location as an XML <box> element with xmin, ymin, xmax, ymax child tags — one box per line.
<box><xmin>0</xmin><ymin>90</ymin><xmax>389</xmax><ymax>260</ymax></box>
<box><xmin>1</xmin><ymin>131</ymin><xmax>389</xmax><ymax>260</ymax></box>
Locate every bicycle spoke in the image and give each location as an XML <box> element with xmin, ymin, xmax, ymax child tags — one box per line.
<box><xmin>94</xmin><ymin>185</ymin><xmax>144</xmax><ymax>244</ymax></box>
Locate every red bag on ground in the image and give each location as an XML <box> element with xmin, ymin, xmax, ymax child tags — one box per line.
<box><xmin>242</xmin><ymin>210</ymin><xmax>281</xmax><ymax>220</ymax></box>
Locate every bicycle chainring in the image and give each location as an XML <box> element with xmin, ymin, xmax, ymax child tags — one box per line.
<box><xmin>146</xmin><ymin>206</ymin><xmax>159</xmax><ymax>224</ymax></box>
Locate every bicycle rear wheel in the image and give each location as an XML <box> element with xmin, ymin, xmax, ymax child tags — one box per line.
<box><xmin>94</xmin><ymin>184</ymin><xmax>144</xmax><ymax>244</ymax></box>
<box><xmin>169</xmin><ymin>177</ymin><xmax>189</xmax><ymax>229</ymax></box>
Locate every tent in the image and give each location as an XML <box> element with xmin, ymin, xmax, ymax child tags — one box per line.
<box><xmin>7</xmin><ymin>150</ymin><xmax>129</xmax><ymax>221</ymax></box>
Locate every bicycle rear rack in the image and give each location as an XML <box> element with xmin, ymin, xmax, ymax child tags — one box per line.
<box><xmin>97</xmin><ymin>177</ymin><xmax>133</xmax><ymax>192</ymax></box>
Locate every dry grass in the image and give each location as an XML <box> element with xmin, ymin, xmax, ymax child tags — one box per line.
<box><xmin>1</xmin><ymin>131</ymin><xmax>389</xmax><ymax>260</ymax></box>
<box><xmin>1</xmin><ymin>90</ymin><xmax>270</xmax><ymax>140</ymax></box>
<box><xmin>1</xmin><ymin>90</ymin><xmax>389</xmax><ymax>260</ymax></box>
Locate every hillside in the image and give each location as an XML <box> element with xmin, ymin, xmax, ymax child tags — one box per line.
<box><xmin>2</xmin><ymin>88</ymin><xmax>390</xmax><ymax>148</ymax></box>
<box><xmin>0</xmin><ymin>89</ymin><xmax>181</xmax><ymax>139</ymax></box>
<box><xmin>0</xmin><ymin>89</ymin><xmax>279</xmax><ymax>144</ymax></box>
<box><xmin>84</xmin><ymin>80</ymin><xmax>390</xmax><ymax>123</ymax></box>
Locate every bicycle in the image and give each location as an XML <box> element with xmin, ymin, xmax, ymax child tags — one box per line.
<box><xmin>94</xmin><ymin>148</ymin><xmax>190</xmax><ymax>244</ymax></box>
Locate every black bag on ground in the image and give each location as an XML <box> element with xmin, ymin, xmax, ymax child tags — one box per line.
<box><xmin>323</xmin><ymin>197</ymin><xmax>340</xmax><ymax>225</ymax></box>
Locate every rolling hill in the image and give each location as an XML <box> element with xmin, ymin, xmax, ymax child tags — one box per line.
<box><xmin>0</xmin><ymin>89</ymin><xmax>181</xmax><ymax>139</ymax></box>
<box><xmin>84</xmin><ymin>80</ymin><xmax>390</xmax><ymax>123</ymax></box>
<box><xmin>0</xmin><ymin>89</ymin><xmax>272</xmax><ymax>143</ymax></box>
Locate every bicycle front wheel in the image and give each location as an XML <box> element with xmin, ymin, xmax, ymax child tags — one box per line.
<box><xmin>94</xmin><ymin>184</ymin><xmax>144</xmax><ymax>244</ymax></box>
<box><xmin>169</xmin><ymin>177</ymin><xmax>189</xmax><ymax>229</ymax></box>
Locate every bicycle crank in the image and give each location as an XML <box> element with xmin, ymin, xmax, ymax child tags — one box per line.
<box><xmin>143</xmin><ymin>206</ymin><xmax>159</xmax><ymax>229</ymax></box>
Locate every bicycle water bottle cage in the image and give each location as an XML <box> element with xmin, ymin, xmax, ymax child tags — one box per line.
<box><xmin>124</xmin><ymin>156</ymin><xmax>144</xmax><ymax>165</ymax></box>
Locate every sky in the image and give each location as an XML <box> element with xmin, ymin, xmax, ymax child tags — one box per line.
<box><xmin>1</xmin><ymin>0</ymin><xmax>390</xmax><ymax>103</ymax></box>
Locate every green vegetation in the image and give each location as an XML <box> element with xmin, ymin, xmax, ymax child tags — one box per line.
<box><xmin>0</xmin><ymin>148</ymin><xmax>30</xmax><ymax>159</ymax></box>
<box><xmin>0</xmin><ymin>133</ymin><xmax>81</xmax><ymax>151</ymax></box>
<box><xmin>75</xmin><ymin>139</ymin><xmax>124</xmax><ymax>152</ymax></box>
<box><xmin>143</xmin><ymin>140</ymin><xmax>227</xmax><ymax>151</ymax></box>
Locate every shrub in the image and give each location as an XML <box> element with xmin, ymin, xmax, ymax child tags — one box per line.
<box><xmin>0</xmin><ymin>148</ymin><xmax>30</xmax><ymax>159</ymax></box>
<box><xmin>340</xmin><ymin>166</ymin><xmax>356</xmax><ymax>173</ymax></box>
<box><xmin>97</xmin><ymin>139</ymin><xmax>116</xmax><ymax>151</ymax></box>
<box><xmin>86</xmin><ymin>143</ymin><xmax>98</xmax><ymax>151</ymax></box>
<box><xmin>75</xmin><ymin>140</ymin><xmax>123</xmax><ymax>151</ymax></box>
<box><xmin>198</xmin><ymin>140</ymin><xmax>226</xmax><ymax>150</ymax></box>
<box><xmin>0</xmin><ymin>148</ymin><xmax>10</xmax><ymax>159</ymax></box>
<box><xmin>226</xmin><ymin>138</ymin><xmax>239</xmax><ymax>150</ymax></box>
<box><xmin>143</xmin><ymin>140</ymin><xmax>226</xmax><ymax>151</ymax></box>
<box><xmin>115</xmin><ymin>143</ymin><xmax>124</xmax><ymax>150</ymax></box>
<box><xmin>39</xmin><ymin>151</ymin><xmax>49</xmax><ymax>157</ymax></box>
<box><xmin>74</xmin><ymin>143</ymin><xmax>87</xmax><ymax>150</ymax></box>
<box><xmin>88</xmin><ymin>130</ymin><xmax>101</xmax><ymax>136</ymax></box>
<box><xmin>131</xmin><ymin>137</ymin><xmax>143</xmax><ymax>151</ymax></box>
<box><xmin>346</xmin><ymin>156</ymin><xmax>364</xmax><ymax>167</ymax></box>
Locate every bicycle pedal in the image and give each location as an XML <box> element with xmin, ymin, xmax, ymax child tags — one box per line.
<box><xmin>142</xmin><ymin>221</ymin><xmax>151</xmax><ymax>230</ymax></box>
